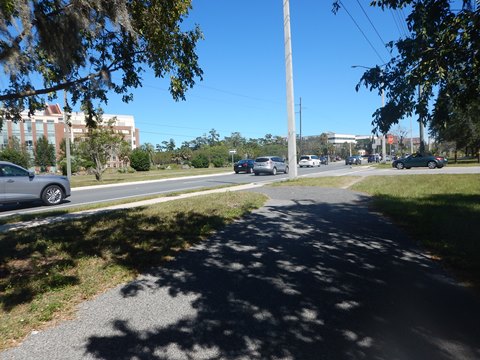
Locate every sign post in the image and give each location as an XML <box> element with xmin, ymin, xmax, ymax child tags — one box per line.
<box><xmin>229</xmin><ymin>150</ymin><xmax>236</xmax><ymax>166</ymax></box>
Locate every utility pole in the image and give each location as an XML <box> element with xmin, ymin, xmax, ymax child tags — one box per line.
<box><xmin>63</xmin><ymin>89</ymin><xmax>72</xmax><ymax>180</ymax></box>
<box><xmin>418</xmin><ymin>85</ymin><xmax>425</xmax><ymax>154</ymax></box>
<box><xmin>299</xmin><ymin>97</ymin><xmax>302</xmax><ymax>156</ymax></box>
<box><xmin>283</xmin><ymin>0</ymin><xmax>297</xmax><ymax>178</ymax></box>
<box><xmin>381</xmin><ymin>88</ymin><xmax>387</xmax><ymax>163</ymax></box>
<box><xmin>410</xmin><ymin>116</ymin><xmax>414</xmax><ymax>154</ymax></box>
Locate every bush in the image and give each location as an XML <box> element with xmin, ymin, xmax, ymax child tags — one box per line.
<box><xmin>118</xmin><ymin>167</ymin><xmax>136</xmax><ymax>174</ymax></box>
<box><xmin>191</xmin><ymin>153</ymin><xmax>209</xmax><ymax>168</ymax></box>
<box><xmin>0</xmin><ymin>147</ymin><xmax>31</xmax><ymax>169</ymax></box>
<box><xmin>211</xmin><ymin>157</ymin><xmax>224</xmax><ymax>168</ymax></box>
<box><xmin>130</xmin><ymin>149</ymin><xmax>151</xmax><ymax>171</ymax></box>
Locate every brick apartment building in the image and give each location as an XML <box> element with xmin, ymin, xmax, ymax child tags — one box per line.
<box><xmin>0</xmin><ymin>104</ymin><xmax>139</xmax><ymax>169</ymax></box>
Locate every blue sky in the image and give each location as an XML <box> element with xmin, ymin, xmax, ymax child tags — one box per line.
<box><xmin>103</xmin><ymin>0</ymin><xmax>417</xmax><ymax>147</ymax></box>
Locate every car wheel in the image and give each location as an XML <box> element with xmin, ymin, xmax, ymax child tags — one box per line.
<box><xmin>254</xmin><ymin>172</ymin><xmax>259</xmax><ymax>176</ymax></box>
<box><xmin>427</xmin><ymin>161</ymin><xmax>437</xmax><ymax>169</ymax></box>
<box><xmin>284</xmin><ymin>166</ymin><xmax>289</xmax><ymax>174</ymax></box>
<box><xmin>272</xmin><ymin>167</ymin><xmax>277</xmax><ymax>175</ymax></box>
<box><xmin>235</xmin><ymin>171</ymin><xmax>239</xmax><ymax>174</ymax></box>
<box><xmin>396</xmin><ymin>162</ymin><xmax>404</xmax><ymax>170</ymax></box>
<box><xmin>42</xmin><ymin>184</ymin><xmax>64</xmax><ymax>206</ymax></box>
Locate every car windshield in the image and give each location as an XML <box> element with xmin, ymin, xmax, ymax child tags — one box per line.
<box><xmin>237</xmin><ymin>160</ymin><xmax>247</xmax><ymax>164</ymax></box>
<box><xmin>255</xmin><ymin>158</ymin><xmax>269</xmax><ymax>162</ymax></box>
<box><xmin>300</xmin><ymin>156</ymin><xmax>310</xmax><ymax>160</ymax></box>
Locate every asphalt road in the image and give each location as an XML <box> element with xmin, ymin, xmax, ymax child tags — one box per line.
<box><xmin>2</xmin><ymin>185</ymin><xmax>479</xmax><ymax>360</ymax></box>
<box><xmin>2</xmin><ymin>162</ymin><xmax>479</xmax><ymax>218</ymax></box>
<box><xmin>0</xmin><ymin>163</ymin><xmax>343</xmax><ymax>217</ymax></box>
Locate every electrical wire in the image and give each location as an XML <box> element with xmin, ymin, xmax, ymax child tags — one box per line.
<box><xmin>354</xmin><ymin>0</ymin><xmax>391</xmax><ymax>59</ymax></box>
<box><xmin>338</xmin><ymin>0</ymin><xmax>386</xmax><ymax>64</ymax></box>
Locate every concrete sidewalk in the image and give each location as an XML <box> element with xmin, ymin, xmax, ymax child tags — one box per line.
<box><xmin>2</xmin><ymin>186</ymin><xmax>480</xmax><ymax>360</ymax></box>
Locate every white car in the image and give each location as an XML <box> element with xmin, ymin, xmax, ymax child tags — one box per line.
<box><xmin>299</xmin><ymin>155</ymin><xmax>321</xmax><ymax>167</ymax></box>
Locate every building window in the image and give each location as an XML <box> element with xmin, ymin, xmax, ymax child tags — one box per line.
<box><xmin>36</xmin><ymin>120</ymin><xmax>44</xmax><ymax>140</ymax></box>
<box><xmin>47</xmin><ymin>120</ymin><xmax>56</xmax><ymax>147</ymax></box>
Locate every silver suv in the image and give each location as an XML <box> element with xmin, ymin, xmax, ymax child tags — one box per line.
<box><xmin>0</xmin><ymin>161</ymin><xmax>71</xmax><ymax>206</ymax></box>
<box><xmin>253</xmin><ymin>156</ymin><xmax>289</xmax><ymax>176</ymax></box>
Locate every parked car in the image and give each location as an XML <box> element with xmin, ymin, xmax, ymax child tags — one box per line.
<box><xmin>234</xmin><ymin>159</ymin><xmax>255</xmax><ymax>174</ymax></box>
<box><xmin>298</xmin><ymin>155</ymin><xmax>321</xmax><ymax>167</ymax></box>
<box><xmin>368</xmin><ymin>154</ymin><xmax>380</xmax><ymax>163</ymax></box>
<box><xmin>320</xmin><ymin>156</ymin><xmax>329</xmax><ymax>165</ymax></box>
<box><xmin>253</xmin><ymin>156</ymin><xmax>289</xmax><ymax>175</ymax></box>
<box><xmin>345</xmin><ymin>155</ymin><xmax>362</xmax><ymax>165</ymax></box>
<box><xmin>0</xmin><ymin>161</ymin><xmax>71</xmax><ymax>206</ymax></box>
<box><xmin>392</xmin><ymin>153</ymin><xmax>448</xmax><ymax>169</ymax></box>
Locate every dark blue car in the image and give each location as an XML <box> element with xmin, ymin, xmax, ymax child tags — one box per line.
<box><xmin>234</xmin><ymin>159</ymin><xmax>255</xmax><ymax>174</ymax></box>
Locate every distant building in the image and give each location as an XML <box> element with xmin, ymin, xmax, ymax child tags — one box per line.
<box><xmin>327</xmin><ymin>132</ymin><xmax>356</xmax><ymax>144</ymax></box>
<box><xmin>0</xmin><ymin>104</ymin><xmax>139</xmax><ymax>168</ymax></box>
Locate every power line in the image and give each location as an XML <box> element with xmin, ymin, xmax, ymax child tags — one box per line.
<box><xmin>354</xmin><ymin>0</ymin><xmax>392</xmax><ymax>60</ymax></box>
<box><xmin>391</xmin><ymin>8</ymin><xmax>409</xmax><ymax>38</ymax></box>
<box><xmin>338</xmin><ymin>0</ymin><xmax>386</xmax><ymax>64</ymax></box>
<box><xmin>398</xmin><ymin>8</ymin><xmax>410</xmax><ymax>35</ymax></box>
<box><xmin>390</xmin><ymin>9</ymin><xmax>404</xmax><ymax>38</ymax></box>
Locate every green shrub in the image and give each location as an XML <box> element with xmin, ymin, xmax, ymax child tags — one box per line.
<box><xmin>211</xmin><ymin>157</ymin><xmax>224</xmax><ymax>168</ymax></box>
<box><xmin>191</xmin><ymin>154</ymin><xmax>209</xmax><ymax>168</ymax></box>
<box><xmin>130</xmin><ymin>149</ymin><xmax>151</xmax><ymax>171</ymax></box>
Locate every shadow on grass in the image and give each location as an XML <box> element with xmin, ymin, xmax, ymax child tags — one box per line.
<box><xmin>370</xmin><ymin>193</ymin><xmax>480</xmax><ymax>278</ymax></box>
<box><xmin>79</xmin><ymin>189</ymin><xmax>480</xmax><ymax>360</ymax></box>
<box><xmin>0</xmin><ymin>208</ymin><xmax>226</xmax><ymax>312</ymax></box>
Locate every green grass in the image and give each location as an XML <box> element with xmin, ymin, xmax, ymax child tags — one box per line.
<box><xmin>0</xmin><ymin>191</ymin><xmax>267</xmax><ymax>350</ymax></box>
<box><xmin>70</xmin><ymin>167</ymin><xmax>232</xmax><ymax>188</ymax></box>
<box><xmin>0</xmin><ymin>183</ymin><xmax>246</xmax><ymax>226</ymax></box>
<box><xmin>351</xmin><ymin>174</ymin><xmax>480</xmax><ymax>285</ymax></box>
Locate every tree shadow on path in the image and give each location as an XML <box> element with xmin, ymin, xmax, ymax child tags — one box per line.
<box><xmin>85</xmin><ymin>188</ymin><xmax>480</xmax><ymax>360</ymax></box>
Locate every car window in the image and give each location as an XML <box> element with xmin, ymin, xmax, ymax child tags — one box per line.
<box><xmin>255</xmin><ymin>157</ymin><xmax>269</xmax><ymax>162</ymax></box>
<box><xmin>300</xmin><ymin>156</ymin><xmax>309</xmax><ymax>160</ymax></box>
<box><xmin>312</xmin><ymin>156</ymin><xmax>319</xmax><ymax>160</ymax></box>
<box><xmin>1</xmin><ymin>164</ymin><xmax>29</xmax><ymax>177</ymax></box>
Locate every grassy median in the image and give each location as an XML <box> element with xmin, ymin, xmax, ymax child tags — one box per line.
<box><xmin>70</xmin><ymin>167</ymin><xmax>232</xmax><ymax>188</ymax></box>
<box><xmin>351</xmin><ymin>174</ymin><xmax>480</xmax><ymax>286</ymax></box>
<box><xmin>0</xmin><ymin>191</ymin><xmax>267</xmax><ymax>350</ymax></box>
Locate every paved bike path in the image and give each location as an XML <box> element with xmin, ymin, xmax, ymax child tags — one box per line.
<box><xmin>2</xmin><ymin>186</ymin><xmax>479</xmax><ymax>359</ymax></box>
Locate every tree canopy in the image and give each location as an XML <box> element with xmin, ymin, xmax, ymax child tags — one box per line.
<box><xmin>0</xmin><ymin>0</ymin><xmax>203</xmax><ymax>128</ymax></box>
<box><xmin>333</xmin><ymin>0</ymin><xmax>480</xmax><ymax>145</ymax></box>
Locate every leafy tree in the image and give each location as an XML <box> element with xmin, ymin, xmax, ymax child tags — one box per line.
<box><xmin>333</xmin><ymin>0</ymin><xmax>480</xmax><ymax>141</ymax></box>
<box><xmin>431</xmin><ymin>90</ymin><xmax>480</xmax><ymax>161</ymax></box>
<box><xmin>224</xmin><ymin>132</ymin><xmax>246</xmax><ymax>149</ymax></box>
<box><xmin>0</xmin><ymin>136</ymin><xmax>31</xmax><ymax>168</ymax></box>
<box><xmin>141</xmin><ymin>143</ymin><xmax>155</xmax><ymax>164</ymax></box>
<box><xmin>207</xmin><ymin>129</ymin><xmax>220</xmax><ymax>146</ymax></box>
<box><xmin>0</xmin><ymin>0</ymin><xmax>203</xmax><ymax>128</ymax></box>
<box><xmin>34</xmin><ymin>136</ymin><xmax>56</xmax><ymax>171</ymax></box>
<box><xmin>160</xmin><ymin>139</ymin><xmax>176</xmax><ymax>152</ymax></box>
<box><xmin>76</xmin><ymin>122</ymin><xmax>124</xmax><ymax>181</ymax></box>
<box><xmin>118</xmin><ymin>140</ymin><xmax>132</xmax><ymax>168</ymax></box>
<box><xmin>130</xmin><ymin>148</ymin><xmax>151</xmax><ymax>171</ymax></box>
